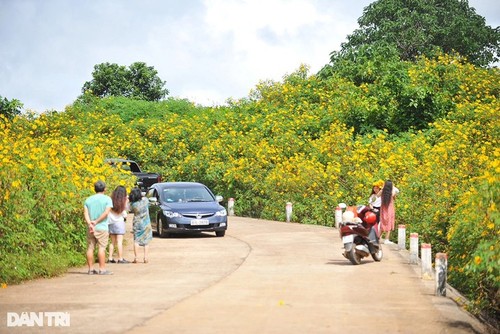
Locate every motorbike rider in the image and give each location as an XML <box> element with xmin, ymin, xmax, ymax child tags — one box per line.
<box><xmin>356</xmin><ymin>207</ymin><xmax>380</xmax><ymax>246</ymax></box>
<box><xmin>356</xmin><ymin>181</ymin><xmax>384</xmax><ymax>246</ymax></box>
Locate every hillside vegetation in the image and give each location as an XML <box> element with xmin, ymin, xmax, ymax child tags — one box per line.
<box><xmin>0</xmin><ymin>54</ymin><xmax>498</xmax><ymax>320</ymax></box>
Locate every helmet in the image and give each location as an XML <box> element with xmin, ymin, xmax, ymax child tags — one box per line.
<box><xmin>364</xmin><ymin>211</ymin><xmax>377</xmax><ymax>224</ymax></box>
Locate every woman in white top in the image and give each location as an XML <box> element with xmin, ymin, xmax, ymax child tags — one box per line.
<box><xmin>107</xmin><ymin>186</ymin><xmax>129</xmax><ymax>263</ymax></box>
<box><xmin>368</xmin><ymin>181</ymin><xmax>383</xmax><ymax>223</ymax></box>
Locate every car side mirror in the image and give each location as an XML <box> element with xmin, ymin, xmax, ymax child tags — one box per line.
<box><xmin>149</xmin><ymin>197</ymin><xmax>158</xmax><ymax>204</ymax></box>
<box><xmin>215</xmin><ymin>195</ymin><xmax>223</xmax><ymax>203</ymax></box>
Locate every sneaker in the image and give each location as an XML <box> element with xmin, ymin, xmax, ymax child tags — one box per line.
<box><xmin>98</xmin><ymin>270</ymin><xmax>113</xmax><ymax>275</ymax></box>
<box><xmin>88</xmin><ymin>269</ymin><xmax>98</xmax><ymax>275</ymax></box>
<box><xmin>384</xmin><ymin>240</ymin><xmax>395</xmax><ymax>245</ymax></box>
<box><xmin>117</xmin><ymin>259</ymin><xmax>129</xmax><ymax>264</ymax></box>
<box><xmin>108</xmin><ymin>259</ymin><xmax>116</xmax><ymax>263</ymax></box>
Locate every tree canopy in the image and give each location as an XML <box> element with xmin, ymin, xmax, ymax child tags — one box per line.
<box><xmin>318</xmin><ymin>0</ymin><xmax>500</xmax><ymax>134</ymax></box>
<box><xmin>81</xmin><ymin>62</ymin><xmax>169</xmax><ymax>102</ymax></box>
<box><xmin>0</xmin><ymin>95</ymin><xmax>23</xmax><ymax>119</ymax></box>
<box><xmin>329</xmin><ymin>0</ymin><xmax>500</xmax><ymax>67</ymax></box>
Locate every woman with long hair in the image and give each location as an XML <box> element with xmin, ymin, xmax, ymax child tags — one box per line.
<box><xmin>129</xmin><ymin>187</ymin><xmax>153</xmax><ymax>263</ymax></box>
<box><xmin>380</xmin><ymin>180</ymin><xmax>399</xmax><ymax>244</ymax></box>
<box><xmin>107</xmin><ymin>185</ymin><xmax>129</xmax><ymax>263</ymax></box>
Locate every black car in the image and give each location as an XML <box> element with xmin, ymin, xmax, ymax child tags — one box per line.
<box><xmin>146</xmin><ymin>182</ymin><xmax>228</xmax><ymax>238</ymax></box>
<box><xmin>105</xmin><ymin>158</ymin><xmax>162</xmax><ymax>192</ymax></box>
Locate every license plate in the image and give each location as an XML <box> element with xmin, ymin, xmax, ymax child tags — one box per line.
<box><xmin>191</xmin><ymin>219</ymin><xmax>209</xmax><ymax>226</ymax></box>
<box><xmin>342</xmin><ymin>235</ymin><xmax>354</xmax><ymax>243</ymax></box>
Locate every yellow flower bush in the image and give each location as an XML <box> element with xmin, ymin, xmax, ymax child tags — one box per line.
<box><xmin>0</xmin><ymin>110</ymin><xmax>135</xmax><ymax>284</ymax></box>
<box><xmin>0</xmin><ymin>55</ymin><xmax>497</xmax><ymax>318</ymax></box>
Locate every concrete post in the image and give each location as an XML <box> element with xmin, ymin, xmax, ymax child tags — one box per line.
<box><xmin>397</xmin><ymin>224</ymin><xmax>406</xmax><ymax>250</ymax></box>
<box><xmin>409</xmin><ymin>233</ymin><xmax>419</xmax><ymax>265</ymax></box>
<box><xmin>228</xmin><ymin>198</ymin><xmax>235</xmax><ymax>216</ymax></box>
<box><xmin>421</xmin><ymin>243</ymin><xmax>433</xmax><ymax>280</ymax></box>
<box><xmin>286</xmin><ymin>202</ymin><xmax>293</xmax><ymax>223</ymax></box>
<box><xmin>435</xmin><ymin>253</ymin><xmax>448</xmax><ymax>296</ymax></box>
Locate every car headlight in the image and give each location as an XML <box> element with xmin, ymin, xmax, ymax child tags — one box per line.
<box><xmin>215</xmin><ymin>209</ymin><xmax>227</xmax><ymax>217</ymax></box>
<box><xmin>163</xmin><ymin>210</ymin><xmax>182</xmax><ymax>218</ymax></box>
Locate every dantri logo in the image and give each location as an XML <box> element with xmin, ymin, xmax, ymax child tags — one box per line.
<box><xmin>7</xmin><ymin>312</ymin><xmax>70</xmax><ymax>327</ymax></box>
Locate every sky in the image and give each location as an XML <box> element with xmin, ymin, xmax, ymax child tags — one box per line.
<box><xmin>1</xmin><ymin>0</ymin><xmax>499</xmax><ymax>112</ymax></box>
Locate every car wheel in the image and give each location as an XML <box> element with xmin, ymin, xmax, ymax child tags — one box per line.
<box><xmin>215</xmin><ymin>230</ymin><xmax>225</xmax><ymax>237</ymax></box>
<box><xmin>157</xmin><ymin>215</ymin><xmax>168</xmax><ymax>238</ymax></box>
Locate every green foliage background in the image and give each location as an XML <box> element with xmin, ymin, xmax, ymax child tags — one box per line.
<box><xmin>0</xmin><ymin>54</ymin><xmax>498</xmax><ymax>320</ymax></box>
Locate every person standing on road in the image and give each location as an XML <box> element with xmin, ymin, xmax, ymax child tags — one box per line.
<box><xmin>380</xmin><ymin>180</ymin><xmax>399</xmax><ymax>244</ymax></box>
<box><xmin>368</xmin><ymin>180</ymin><xmax>384</xmax><ymax>223</ymax></box>
<box><xmin>129</xmin><ymin>187</ymin><xmax>153</xmax><ymax>264</ymax></box>
<box><xmin>107</xmin><ymin>185</ymin><xmax>130</xmax><ymax>264</ymax></box>
<box><xmin>84</xmin><ymin>180</ymin><xmax>113</xmax><ymax>275</ymax></box>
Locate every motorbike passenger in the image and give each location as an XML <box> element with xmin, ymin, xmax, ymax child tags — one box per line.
<box><xmin>368</xmin><ymin>180</ymin><xmax>384</xmax><ymax>223</ymax></box>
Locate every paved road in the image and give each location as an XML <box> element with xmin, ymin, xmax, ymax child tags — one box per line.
<box><xmin>0</xmin><ymin>216</ymin><xmax>489</xmax><ymax>333</ymax></box>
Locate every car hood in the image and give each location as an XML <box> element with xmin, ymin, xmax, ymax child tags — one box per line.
<box><xmin>160</xmin><ymin>201</ymin><xmax>224</xmax><ymax>213</ymax></box>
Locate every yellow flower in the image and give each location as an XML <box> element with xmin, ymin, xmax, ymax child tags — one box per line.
<box><xmin>1</xmin><ymin>283</ymin><xmax>6</xmax><ymax>289</ymax></box>
<box><xmin>474</xmin><ymin>256</ymin><xmax>482</xmax><ymax>265</ymax></box>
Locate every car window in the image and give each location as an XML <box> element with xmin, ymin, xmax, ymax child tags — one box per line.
<box><xmin>162</xmin><ymin>189</ymin><xmax>181</xmax><ymax>202</ymax></box>
<box><xmin>161</xmin><ymin>186</ymin><xmax>214</xmax><ymax>202</ymax></box>
<box><xmin>120</xmin><ymin>164</ymin><xmax>132</xmax><ymax>172</ymax></box>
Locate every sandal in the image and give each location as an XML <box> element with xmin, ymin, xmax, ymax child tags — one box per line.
<box><xmin>132</xmin><ymin>259</ymin><xmax>138</xmax><ymax>263</ymax></box>
<box><xmin>98</xmin><ymin>270</ymin><xmax>113</xmax><ymax>275</ymax></box>
<box><xmin>144</xmin><ymin>259</ymin><xmax>149</xmax><ymax>264</ymax></box>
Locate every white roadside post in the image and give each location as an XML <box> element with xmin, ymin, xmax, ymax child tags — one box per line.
<box><xmin>286</xmin><ymin>202</ymin><xmax>293</xmax><ymax>223</ymax></box>
<box><xmin>334</xmin><ymin>206</ymin><xmax>343</xmax><ymax>229</ymax></box>
<box><xmin>435</xmin><ymin>253</ymin><xmax>448</xmax><ymax>296</ymax></box>
<box><xmin>409</xmin><ymin>233</ymin><xmax>419</xmax><ymax>265</ymax></box>
<box><xmin>397</xmin><ymin>224</ymin><xmax>406</xmax><ymax>250</ymax></box>
<box><xmin>421</xmin><ymin>243</ymin><xmax>433</xmax><ymax>280</ymax></box>
<box><xmin>228</xmin><ymin>198</ymin><xmax>235</xmax><ymax>216</ymax></box>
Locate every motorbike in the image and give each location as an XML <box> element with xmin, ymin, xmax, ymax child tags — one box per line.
<box><xmin>339</xmin><ymin>205</ymin><xmax>383</xmax><ymax>265</ymax></box>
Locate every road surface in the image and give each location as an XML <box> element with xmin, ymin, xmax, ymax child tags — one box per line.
<box><xmin>0</xmin><ymin>216</ymin><xmax>490</xmax><ymax>333</ymax></box>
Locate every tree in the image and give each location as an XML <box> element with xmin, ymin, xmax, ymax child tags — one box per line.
<box><xmin>331</xmin><ymin>0</ymin><xmax>500</xmax><ymax>67</ymax></box>
<box><xmin>318</xmin><ymin>0</ymin><xmax>500</xmax><ymax>135</ymax></box>
<box><xmin>0</xmin><ymin>95</ymin><xmax>23</xmax><ymax>119</ymax></box>
<box><xmin>82</xmin><ymin>62</ymin><xmax>169</xmax><ymax>101</ymax></box>
<box><xmin>319</xmin><ymin>42</ymin><xmax>401</xmax><ymax>85</ymax></box>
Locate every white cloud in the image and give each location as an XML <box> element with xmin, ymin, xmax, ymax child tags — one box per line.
<box><xmin>204</xmin><ymin>0</ymin><xmax>327</xmax><ymax>38</ymax></box>
<box><xmin>188</xmin><ymin>0</ymin><xmax>366</xmax><ymax>105</ymax></box>
<box><xmin>0</xmin><ymin>0</ymin><xmax>498</xmax><ymax>111</ymax></box>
